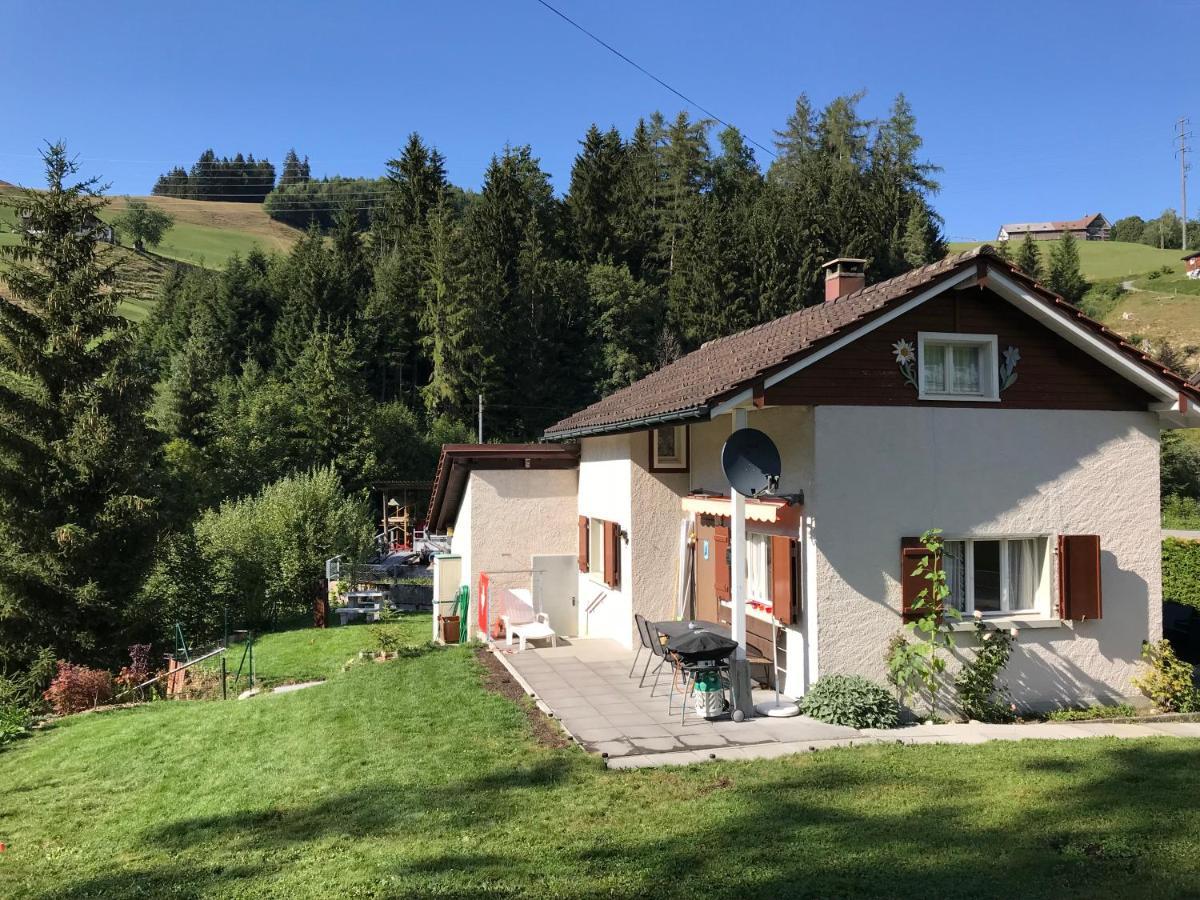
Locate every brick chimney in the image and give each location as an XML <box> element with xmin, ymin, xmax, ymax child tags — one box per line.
<box><xmin>822</xmin><ymin>257</ymin><xmax>867</xmax><ymax>302</ymax></box>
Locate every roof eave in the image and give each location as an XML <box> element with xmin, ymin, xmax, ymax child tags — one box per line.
<box><xmin>544</xmin><ymin>405</ymin><xmax>710</xmax><ymax>441</ymax></box>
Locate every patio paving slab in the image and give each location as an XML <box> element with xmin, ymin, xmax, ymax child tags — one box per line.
<box><xmin>494</xmin><ymin>644</ymin><xmax>1200</xmax><ymax>765</ymax></box>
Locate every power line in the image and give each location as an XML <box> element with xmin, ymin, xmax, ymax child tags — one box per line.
<box><xmin>530</xmin><ymin>0</ymin><xmax>776</xmax><ymax>160</ymax></box>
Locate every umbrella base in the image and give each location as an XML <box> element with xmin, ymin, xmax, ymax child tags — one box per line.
<box><xmin>755</xmin><ymin>699</ymin><xmax>801</xmax><ymax>718</ymax></box>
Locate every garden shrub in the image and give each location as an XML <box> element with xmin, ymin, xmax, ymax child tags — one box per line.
<box><xmin>800</xmin><ymin>674</ymin><xmax>900</xmax><ymax>729</ymax></box>
<box><xmin>954</xmin><ymin>618</ymin><xmax>1017</xmax><ymax>723</ymax></box>
<box><xmin>1163</xmin><ymin>497</ymin><xmax>1200</xmax><ymax>531</ymax></box>
<box><xmin>1163</xmin><ymin>538</ymin><xmax>1200</xmax><ymax>611</ymax></box>
<box><xmin>139</xmin><ymin>466</ymin><xmax>374</xmax><ymax>638</ymax></box>
<box><xmin>1132</xmin><ymin>639</ymin><xmax>1200</xmax><ymax>712</ymax></box>
<box><xmin>1046</xmin><ymin>703</ymin><xmax>1136</xmax><ymax>722</ymax></box>
<box><xmin>43</xmin><ymin>662</ymin><xmax>115</xmax><ymax>716</ymax></box>
<box><xmin>0</xmin><ymin>700</ymin><xmax>29</xmax><ymax>746</ymax></box>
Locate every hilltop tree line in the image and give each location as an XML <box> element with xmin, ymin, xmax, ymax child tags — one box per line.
<box><xmin>0</xmin><ymin>91</ymin><xmax>943</xmax><ymax>677</ymax></box>
<box><xmin>151</xmin><ymin>148</ymin><xmax>308</xmax><ymax>202</ymax></box>
<box><xmin>1110</xmin><ymin>210</ymin><xmax>1200</xmax><ymax>252</ymax></box>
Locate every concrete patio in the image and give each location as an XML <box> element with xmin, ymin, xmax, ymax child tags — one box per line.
<box><xmin>493</xmin><ymin>639</ymin><xmax>1200</xmax><ymax>770</ymax></box>
<box><xmin>496</xmin><ymin>638</ymin><xmax>860</xmax><ymax>760</ymax></box>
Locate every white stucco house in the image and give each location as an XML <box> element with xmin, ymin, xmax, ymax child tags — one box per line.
<box><xmin>430</xmin><ymin>247</ymin><xmax>1200</xmax><ymax>710</ymax></box>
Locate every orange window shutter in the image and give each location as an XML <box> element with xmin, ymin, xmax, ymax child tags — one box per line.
<box><xmin>578</xmin><ymin>516</ymin><xmax>589</xmax><ymax>573</ymax></box>
<box><xmin>714</xmin><ymin>525</ymin><xmax>731</xmax><ymax>601</ymax></box>
<box><xmin>900</xmin><ymin>537</ymin><xmax>936</xmax><ymax>623</ymax></box>
<box><xmin>770</xmin><ymin>536</ymin><xmax>796</xmax><ymax>625</ymax></box>
<box><xmin>603</xmin><ymin>520</ymin><xmax>620</xmax><ymax>589</ymax></box>
<box><xmin>1058</xmin><ymin>534</ymin><xmax>1102</xmax><ymax>620</ymax></box>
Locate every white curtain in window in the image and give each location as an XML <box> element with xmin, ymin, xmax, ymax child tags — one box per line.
<box><xmin>1007</xmin><ymin>539</ymin><xmax>1039</xmax><ymax>610</ymax></box>
<box><xmin>943</xmin><ymin>540</ymin><xmax>967</xmax><ymax>611</ymax></box>
<box><xmin>952</xmin><ymin>345</ymin><xmax>981</xmax><ymax>393</ymax></box>
<box><xmin>924</xmin><ymin>344</ymin><xmax>946</xmax><ymax>392</ymax></box>
<box><xmin>746</xmin><ymin>534</ymin><xmax>770</xmax><ymax>603</ymax></box>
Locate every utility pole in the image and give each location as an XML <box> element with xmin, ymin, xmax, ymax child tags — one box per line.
<box><xmin>477</xmin><ymin>393</ymin><xmax>483</xmax><ymax>443</ymax></box>
<box><xmin>1177</xmin><ymin>117</ymin><xmax>1192</xmax><ymax>251</ymax></box>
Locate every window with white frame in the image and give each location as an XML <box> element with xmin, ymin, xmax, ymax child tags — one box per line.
<box><xmin>942</xmin><ymin>537</ymin><xmax>1049</xmax><ymax>616</ymax></box>
<box><xmin>588</xmin><ymin>517</ymin><xmax>604</xmax><ymax>580</ymax></box>
<box><xmin>918</xmin><ymin>332</ymin><xmax>999</xmax><ymax>401</ymax></box>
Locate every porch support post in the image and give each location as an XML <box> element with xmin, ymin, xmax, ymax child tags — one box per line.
<box><xmin>728</xmin><ymin>408</ymin><xmax>755</xmax><ymax>720</ymax></box>
<box><xmin>730</xmin><ymin>408</ymin><xmax>748</xmax><ymax>659</ymax></box>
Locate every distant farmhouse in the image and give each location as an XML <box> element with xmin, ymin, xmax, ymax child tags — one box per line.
<box><xmin>17</xmin><ymin>208</ymin><xmax>114</xmax><ymax>244</ymax></box>
<box><xmin>997</xmin><ymin>213</ymin><xmax>1110</xmax><ymax>242</ymax></box>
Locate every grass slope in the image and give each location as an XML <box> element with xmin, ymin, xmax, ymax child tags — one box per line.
<box><xmin>950</xmin><ymin>239</ymin><xmax>1186</xmax><ymax>280</ymax></box>
<box><xmin>3</xmin><ymin>619</ymin><xmax>1200</xmax><ymax>898</ymax></box>
<box><xmin>1</xmin><ymin>188</ymin><xmax>299</xmax><ymax>270</ymax></box>
<box><xmin>0</xmin><ymin>188</ymin><xmax>302</xmax><ymax>320</ymax></box>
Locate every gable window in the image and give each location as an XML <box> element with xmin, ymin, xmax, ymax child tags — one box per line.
<box><xmin>918</xmin><ymin>332</ymin><xmax>999</xmax><ymax>401</ymax></box>
<box><xmin>649</xmin><ymin>425</ymin><xmax>689</xmax><ymax>472</ymax></box>
<box><xmin>942</xmin><ymin>537</ymin><xmax>1048</xmax><ymax>616</ymax></box>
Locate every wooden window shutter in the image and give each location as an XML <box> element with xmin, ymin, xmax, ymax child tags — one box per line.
<box><xmin>577</xmin><ymin>516</ymin><xmax>589</xmax><ymax>573</ymax></box>
<box><xmin>714</xmin><ymin>524</ymin><xmax>731</xmax><ymax>601</ymax></box>
<box><xmin>771</xmin><ymin>536</ymin><xmax>797</xmax><ymax>625</ymax></box>
<box><xmin>1058</xmin><ymin>534</ymin><xmax>1102</xmax><ymax>620</ymax></box>
<box><xmin>603</xmin><ymin>520</ymin><xmax>621</xmax><ymax>589</ymax></box>
<box><xmin>900</xmin><ymin>537</ymin><xmax>937</xmax><ymax>622</ymax></box>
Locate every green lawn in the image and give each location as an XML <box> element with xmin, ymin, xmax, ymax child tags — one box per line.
<box><xmin>951</xmin><ymin>239</ymin><xmax>1186</xmax><ymax>280</ymax></box>
<box><xmin>3</xmin><ymin>619</ymin><xmax>1200</xmax><ymax>898</ymax></box>
<box><xmin>122</xmin><ymin>218</ymin><xmax>272</xmax><ymax>270</ymax></box>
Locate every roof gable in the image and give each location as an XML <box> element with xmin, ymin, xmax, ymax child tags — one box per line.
<box><xmin>544</xmin><ymin>246</ymin><xmax>1200</xmax><ymax>439</ymax></box>
<box><xmin>765</xmin><ymin>285</ymin><xmax>1154</xmax><ymax>410</ymax></box>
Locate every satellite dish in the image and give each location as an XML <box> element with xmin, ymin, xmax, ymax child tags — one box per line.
<box><xmin>721</xmin><ymin>428</ymin><xmax>782</xmax><ymax>498</ymax></box>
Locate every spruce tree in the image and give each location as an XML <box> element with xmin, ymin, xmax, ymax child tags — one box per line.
<box><xmin>566</xmin><ymin>124</ymin><xmax>626</xmax><ymax>263</ymax></box>
<box><xmin>901</xmin><ymin>203</ymin><xmax>934</xmax><ymax>268</ymax></box>
<box><xmin>1015</xmin><ymin>233</ymin><xmax>1042</xmax><ymax>280</ymax></box>
<box><xmin>0</xmin><ymin>144</ymin><xmax>157</xmax><ymax>669</ymax></box>
<box><xmin>1045</xmin><ymin>231</ymin><xmax>1088</xmax><ymax>304</ymax></box>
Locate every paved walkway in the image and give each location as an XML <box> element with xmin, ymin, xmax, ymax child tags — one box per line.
<box><xmin>494</xmin><ymin>641</ymin><xmax>1200</xmax><ymax>770</ymax></box>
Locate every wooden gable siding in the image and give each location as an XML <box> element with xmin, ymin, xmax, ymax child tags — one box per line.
<box><xmin>764</xmin><ymin>286</ymin><xmax>1154</xmax><ymax>410</ymax></box>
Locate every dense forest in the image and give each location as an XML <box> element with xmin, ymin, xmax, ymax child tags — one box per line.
<box><xmin>152</xmin><ymin>149</ymin><xmax>282</xmax><ymax>202</ymax></box>
<box><xmin>0</xmin><ymin>92</ymin><xmax>945</xmax><ymax>688</ymax></box>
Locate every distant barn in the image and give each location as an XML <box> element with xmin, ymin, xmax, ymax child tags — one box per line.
<box><xmin>997</xmin><ymin>213</ymin><xmax>1110</xmax><ymax>242</ymax></box>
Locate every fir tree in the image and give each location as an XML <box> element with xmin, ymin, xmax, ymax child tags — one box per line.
<box><xmin>377</xmin><ymin>133</ymin><xmax>448</xmax><ymax>246</ymax></box>
<box><xmin>901</xmin><ymin>203</ymin><xmax>934</xmax><ymax>268</ymax></box>
<box><xmin>1045</xmin><ymin>231</ymin><xmax>1088</xmax><ymax>304</ymax></box>
<box><xmin>1015</xmin><ymin>233</ymin><xmax>1042</xmax><ymax>281</ymax></box>
<box><xmin>0</xmin><ymin>144</ymin><xmax>157</xmax><ymax>669</ymax></box>
<box><xmin>566</xmin><ymin>124</ymin><xmax>626</xmax><ymax>263</ymax></box>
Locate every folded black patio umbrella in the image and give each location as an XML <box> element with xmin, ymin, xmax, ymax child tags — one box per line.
<box><xmin>667</xmin><ymin>629</ymin><xmax>739</xmax><ymax>662</ymax></box>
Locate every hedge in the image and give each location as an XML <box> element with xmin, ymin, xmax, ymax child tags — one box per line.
<box><xmin>1163</xmin><ymin>538</ymin><xmax>1200</xmax><ymax>611</ymax></box>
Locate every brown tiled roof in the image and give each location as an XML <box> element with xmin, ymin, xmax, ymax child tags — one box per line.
<box><xmin>1001</xmin><ymin>213</ymin><xmax>1106</xmax><ymax>234</ymax></box>
<box><xmin>545</xmin><ymin>245</ymin><xmax>1199</xmax><ymax>439</ymax></box>
<box><xmin>426</xmin><ymin>443</ymin><xmax>579</xmax><ymax>532</ymax></box>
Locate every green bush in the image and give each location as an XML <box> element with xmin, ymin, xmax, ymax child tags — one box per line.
<box><xmin>1132</xmin><ymin>640</ymin><xmax>1200</xmax><ymax>712</ymax></box>
<box><xmin>138</xmin><ymin>467</ymin><xmax>374</xmax><ymax>638</ymax></box>
<box><xmin>954</xmin><ymin>620</ymin><xmax>1016</xmax><ymax>723</ymax></box>
<box><xmin>1046</xmin><ymin>703</ymin><xmax>1136</xmax><ymax>722</ymax></box>
<box><xmin>1163</xmin><ymin>496</ymin><xmax>1200</xmax><ymax>531</ymax></box>
<box><xmin>1163</xmin><ymin>538</ymin><xmax>1200</xmax><ymax>611</ymax></box>
<box><xmin>1079</xmin><ymin>279</ymin><xmax>1126</xmax><ymax>321</ymax></box>
<box><xmin>0</xmin><ymin>701</ymin><xmax>30</xmax><ymax>747</ymax></box>
<box><xmin>800</xmin><ymin>674</ymin><xmax>900</xmax><ymax>729</ymax></box>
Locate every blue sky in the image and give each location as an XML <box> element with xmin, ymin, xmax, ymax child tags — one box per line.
<box><xmin>3</xmin><ymin>0</ymin><xmax>1196</xmax><ymax>239</ymax></box>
